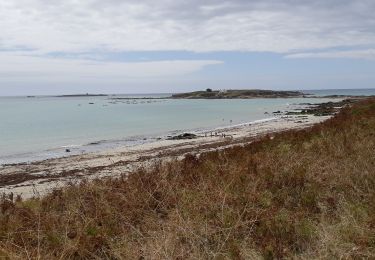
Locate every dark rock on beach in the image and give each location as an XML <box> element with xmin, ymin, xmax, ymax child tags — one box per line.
<box><xmin>167</xmin><ymin>133</ymin><xmax>198</xmax><ymax>140</ymax></box>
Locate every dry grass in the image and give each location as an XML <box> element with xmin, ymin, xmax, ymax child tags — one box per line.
<box><xmin>1</xmin><ymin>98</ymin><xmax>375</xmax><ymax>259</ymax></box>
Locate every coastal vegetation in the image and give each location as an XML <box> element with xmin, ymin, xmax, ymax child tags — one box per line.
<box><xmin>1</xmin><ymin>98</ymin><xmax>375</xmax><ymax>259</ymax></box>
<box><xmin>171</xmin><ymin>89</ymin><xmax>305</xmax><ymax>99</ymax></box>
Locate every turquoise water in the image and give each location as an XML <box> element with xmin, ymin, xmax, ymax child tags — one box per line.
<box><xmin>305</xmin><ymin>88</ymin><xmax>375</xmax><ymax>96</ymax></box>
<box><xmin>0</xmin><ymin>89</ymin><xmax>374</xmax><ymax>164</ymax></box>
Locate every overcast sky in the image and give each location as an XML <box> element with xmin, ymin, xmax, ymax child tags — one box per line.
<box><xmin>1</xmin><ymin>0</ymin><xmax>375</xmax><ymax>95</ymax></box>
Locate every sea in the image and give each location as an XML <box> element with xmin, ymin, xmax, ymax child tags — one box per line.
<box><xmin>0</xmin><ymin>88</ymin><xmax>374</xmax><ymax>165</ymax></box>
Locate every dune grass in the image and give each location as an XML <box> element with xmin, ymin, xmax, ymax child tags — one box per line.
<box><xmin>1</xmin><ymin>98</ymin><xmax>375</xmax><ymax>259</ymax></box>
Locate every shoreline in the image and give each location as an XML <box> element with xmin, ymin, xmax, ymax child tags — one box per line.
<box><xmin>0</xmin><ymin>116</ymin><xmax>281</xmax><ymax>167</ymax></box>
<box><xmin>1</xmin><ymin>98</ymin><xmax>360</xmax><ymax>198</ymax></box>
<box><xmin>0</xmin><ymin>97</ymin><xmax>351</xmax><ymax>166</ymax></box>
<box><xmin>1</xmin><ymin>113</ymin><xmax>331</xmax><ymax>199</ymax></box>
<box><xmin>0</xmin><ymin>117</ymin><xmax>280</xmax><ymax>166</ymax></box>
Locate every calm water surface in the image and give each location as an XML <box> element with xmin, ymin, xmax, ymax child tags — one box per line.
<box><xmin>0</xmin><ymin>88</ymin><xmax>374</xmax><ymax>164</ymax></box>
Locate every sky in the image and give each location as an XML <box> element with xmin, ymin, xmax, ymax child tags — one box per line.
<box><xmin>0</xmin><ymin>0</ymin><xmax>375</xmax><ymax>95</ymax></box>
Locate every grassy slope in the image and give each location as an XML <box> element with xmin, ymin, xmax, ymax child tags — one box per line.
<box><xmin>1</xmin><ymin>99</ymin><xmax>375</xmax><ymax>259</ymax></box>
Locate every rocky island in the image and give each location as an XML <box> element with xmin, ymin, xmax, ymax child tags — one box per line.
<box><xmin>171</xmin><ymin>89</ymin><xmax>305</xmax><ymax>99</ymax></box>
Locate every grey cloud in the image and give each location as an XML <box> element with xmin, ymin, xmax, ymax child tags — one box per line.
<box><xmin>1</xmin><ymin>0</ymin><xmax>375</xmax><ymax>53</ymax></box>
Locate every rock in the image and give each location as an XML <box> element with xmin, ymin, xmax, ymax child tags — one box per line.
<box><xmin>167</xmin><ymin>133</ymin><xmax>198</xmax><ymax>140</ymax></box>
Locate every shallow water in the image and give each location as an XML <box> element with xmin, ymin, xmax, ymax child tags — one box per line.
<box><xmin>305</xmin><ymin>88</ymin><xmax>375</xmax><ymax>96</ymax></box>
<box><xmin>0</xmin><ymin>89</ymin><xmax>374</xmax><ymax>164</ymax></box>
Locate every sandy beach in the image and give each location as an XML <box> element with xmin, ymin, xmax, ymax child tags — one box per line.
<box><xmin>0</xmin><ymin>113</ymin><xmax>330</xmax><ymax>199</ymax></box>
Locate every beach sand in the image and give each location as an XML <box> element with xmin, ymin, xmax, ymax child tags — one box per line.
<box><xmin>0</xmin><ymin>114</ymin><xmax>330</xmax><ymax>199</ymax></box>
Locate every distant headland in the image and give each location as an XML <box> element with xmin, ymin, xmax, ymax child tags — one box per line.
<box><xmin>171</xmin><ymin>89</ymin><xmax>306</xmax><ymax>99</ymax></box>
